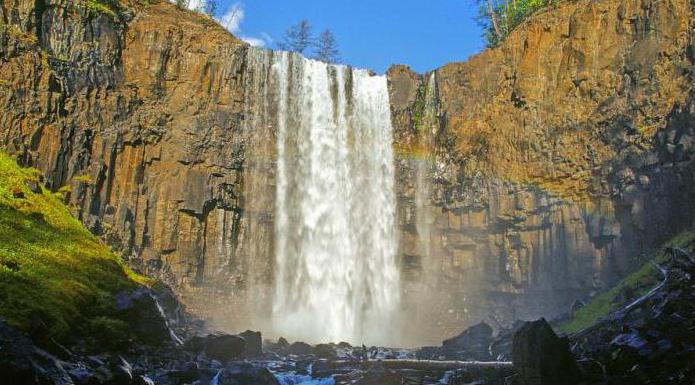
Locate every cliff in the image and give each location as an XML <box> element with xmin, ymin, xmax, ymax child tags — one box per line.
<box><xmin>0</xmin><ymin>0</ymin><xmax>273</xmax><ymax>328</ymax></box>
<box><xmin>1</xmin><ymin>0</ymin><xmax>694</xmax><ymax>343</ymax></box>
<box><xmin>389</xmin><ymin>0</ymin><xmax>695</xmax><ymax>339</ymax></box>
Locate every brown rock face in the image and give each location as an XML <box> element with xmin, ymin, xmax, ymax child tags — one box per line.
<box><xmin>2</xmin><ymin>0</ymin><xmax>695</xmax><ymax>345</ymax></box>
<box><xmin>0</xmin><ymin>1</ymin><xmax>274</xmax><ymax>328</ymax></box>
<box><xmin>388</xmin><ymin>0</ymin><xmax>695</xmax><ymax>342</ymax></box>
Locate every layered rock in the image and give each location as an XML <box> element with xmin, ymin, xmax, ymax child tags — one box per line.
<box><xmin>389</xmin><ymin>0</ymin><xmax>695</xmax><ymax>342</ymax></box>
<box><xmin>0</xmin><ymin>0</ymin><xmax>274</xmax><ymax>329</ymax></box>
<box><xmin>2</xmin><ymin>0</ymin><xmax>695</xmax><ymax>346</ymax></box>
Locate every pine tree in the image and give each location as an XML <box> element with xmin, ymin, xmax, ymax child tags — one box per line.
<box><xmin>313</xmin><ymin>29</ymin><xmax>340</xmax><ymax>64</ymax></box>
<box><xmin>277</xmin><ymin>20</ymin><xmax>313</xmax><ymax>54</ymax></box>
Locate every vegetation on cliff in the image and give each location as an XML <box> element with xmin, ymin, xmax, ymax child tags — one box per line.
<box><xmin>0</xmin><ymin>152</ymin><xmax>148</xmax><ymax>343</ymax></box>
<box><xmin>558</xmin><ymin>230</ymin><xmax>695</xmax><ymax>334</ymax></box>
<box><xmin>477</xmin><ymin>0</ymin><xmax>564</xmax><ymax>46</ymax></box>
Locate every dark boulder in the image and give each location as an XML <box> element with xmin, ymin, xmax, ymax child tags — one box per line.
<box><xmin>416</xmin><ymin>346</ymin><xmax>443</xmax><ymax>360</ymax></box>
<box><xmin>238</xmin><ymin>330</ymin><xmax>262</xmax><ymax>357</ymax></box>
<box><xmin>512</xmin><ymin>319</ymin><xmax>579</xmax><ymax>385</ymax></box>
<box><xmin>0</xmin><ymin>320</ymin><xmax>73</xmax><ymax>385</ymax></box>
<box><xmin>354</xmin><ymin>365</ymin><xmax>403</xmax><ymax>385</ymax></box>
<box><xmin>288</xmin><ymin>341</ymin><xmax>313</xmax><ymax>355</ymax></box>
<box><xmin>218</xmin><ymin>362</ymin><xmax>279</xmax><ymax>385</ymax></box>
<box><xmin>442</xmin><ymin>322</ymin><xmax>493</xmax><ymax>361</ymax></box>
<box><xmin>277</xmin><ymin>337</ymin><xmax>290</xmax><ymax>349</ymax></box>
<box><xmin>313</xmin><ymin>343</ymin><xmax>338</xmax><ymax>360</ymax></box>
<box><xmin>187</xmin><ymin>334</ymin><xmax>246</xmax><ymax>362</ymax></box>
<box><xmin>115</xmin><ymin>287</ymin><xmax>175</xmax><ymax>346</ymax></box>
<box><xmin>110</xmin><ymin>356</ymin><xmax>134</xmax><ymax>385</ymax></box>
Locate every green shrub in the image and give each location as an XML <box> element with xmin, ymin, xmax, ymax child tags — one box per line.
<box><xmin>477</xmin><ymin>0</ymin><xmax>564</xmax><ymax>47</ymax></box>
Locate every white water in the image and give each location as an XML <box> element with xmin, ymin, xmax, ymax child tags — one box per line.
<box><xmin>265</xmin><ymin>50</ymin><xmax>400</xmax><ymax>345</ymax></box>
<box><xmin>274</xmin><ymin>372</ymin><xmax>335</xmax><ymax>385</ymax></box>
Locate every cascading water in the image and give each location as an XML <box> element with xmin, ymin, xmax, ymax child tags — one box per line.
<box><xmin>263</xmin><ymin>50</ymin><xmax>400</xmax><ymax>345</ymax></box>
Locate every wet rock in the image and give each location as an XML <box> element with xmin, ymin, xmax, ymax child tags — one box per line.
<box><xmin>0</xmin><ymin>321</ymin><xmax>73</xmax><ymax>385</ymax></box>
<box><xmin>277</xmin><ymin>337</ymin><xmax>290</xmax><ymax>349</ymax></box>
<box><xmin>112</xmin><ymin>356</ymin><xmax>134</xmax><ymax>385</ymax></box>
<box><xmin>115</xmin><ymin>287</ymin><xmax>173</xmax><ymax>346</ymax></box>
<box><xmin>238</xmin><ymin>330</ymin><xmax>262</xmax><ymax>357</ymax></box>
<box><xmin>442</xmin><ymin>322</ymin><xmax>493</xmax><ymax>361</ymax></box>
<box><xmin>218</xmin><ymin>362</ymin><xmax>279</xmax><ymax>385</ymax></box>
<box><xmin>187</xmin><ymin>334</ymin><xmax>246</xmax><ymax>362</ymax></box>
<box><xmin>353</xmin><ymin>365</ymin><xmax>403</xmax><ymax>385</ymax></box>
<box><xmin>133</xmin><ymin>375</ymin><xmax>155</xmax><ymax>385</ymax></box>
<box><xmin>512</xmin><ymin>319</ymin><xmax>579</xmax><ymax>385</ymax></box>
<box><xmin>313</xmin><ymin>344</ymin><xmax>338</xmax><ymax>360</ymax></box>
<box><xmin>288</xmin><ymin>341</ymin><xmax>313</xmax><ymax>355</ymax></box>
<box><xmin>416</xmin><ymin>346</ymin><xmax>443</xmax><ymax>360</ymax></box>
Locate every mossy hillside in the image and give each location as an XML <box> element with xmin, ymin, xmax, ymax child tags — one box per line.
<box><xmin>557</xmin><ymin>230</ymin><xmax>695</xmax><ymax>334</ymax></box>
<box><xmin>0</xmin><ymin>152</ymin><xmax>148</xmax><ymax>344</ymax></box>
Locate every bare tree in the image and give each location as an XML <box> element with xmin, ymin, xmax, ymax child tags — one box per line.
<box><xmin>277</xmin><ymin>20</ymin><xmax>313</xmax><ymax>54</ymax></box>
<box><xmin>486</xmin><ymin>0</ymin><xmax>502</xmax><ymax>38</ymax></box>
<box><xmin>313</xmin><ymin>29</ymin><xmax>340</xmax><ymax>63</ymax></box>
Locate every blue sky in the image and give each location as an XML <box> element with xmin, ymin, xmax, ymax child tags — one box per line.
<box><xmin>208</xmin><ymin>0</ymin><xmax>485</xmax><ymax>74</ymax></box>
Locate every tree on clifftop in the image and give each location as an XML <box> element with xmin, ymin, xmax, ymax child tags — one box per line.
<box><xmin>313</xmin><ymin>30</ymin><xmax>340</xmax><ymax>64</ymax></box>
<box><xmin>277</xmin><ymin>20</ymin><xmax>314</xmax><ymax>54</ymax></box>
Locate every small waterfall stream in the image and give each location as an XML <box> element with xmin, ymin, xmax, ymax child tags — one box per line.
<box><xmin>244</xmin><ymin>48</ymin><xmax>401</xmax><ymax>344</ymax></box>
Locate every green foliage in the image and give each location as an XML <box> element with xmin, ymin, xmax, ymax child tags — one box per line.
<box><xmin>477</xmin><ymin>0</ymin><xmax>562</xmax><ymax>47</ymax></box>
<box><xmin>84</xmin><ymin>0</ymin><xmax>118</xmax><ymax>17</ymax></box>
<box><xmin>73</xmin><ymin>174</ymin><xmax>94</xmax><ymax>185</ymax></box>
<box><xmin>0</xmin><ymin>152</ymin><xmax>147</xmax><ymax>344</ymax></box>
<box><xmin>557</xmin><ymin>230</ymin><xmax>695</xmax><ymax>334</ymax></box>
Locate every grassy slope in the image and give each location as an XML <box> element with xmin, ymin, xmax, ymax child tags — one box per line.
<box><xmin>0</xmin><ymin>152</ymin><xmax>148</xmax><ymax>343</ymax></box>
<box><xmin>557</xmin><ymin>230</ymin><xmax>695</xmax><ymax>334</ymax></box>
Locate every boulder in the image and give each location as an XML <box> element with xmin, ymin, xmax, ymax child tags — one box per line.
<box><xmin>0</xmin><ymin>321</ymin><xmax>73</xmax><ymax>385</ymax></box>
<box><xmin>442</xmin><ymin>322</ymin><xmax>493</xmax><ymax>361</ymax></box>
<box><xmin>277</xmin><ymin>337</ymin><xmax>290</xmax><ymax>349</ymax></box>
<box><xmin>111</xmin><ymin>356</ymin><xmax>134</xmax><ymax>385</ymax></box>
<box><xmin>512</xmin><ymin>319</ymin><xmax>579</xmax><ymax>385</ymax></box>
<box><xmin>416</xmin><ymin>346</ymin><xmax>443</xmax><ymax>360</ymax></box>
<box><xmin>187</xmin><ymin>334</ymin><xmax>246</xmax><ymax>362</ymax></box>
<box><xmin>354</xmin><ymin>366</ymin><xmax>403</xmax><ymax>385</ymax></box>
<box><xmin>288</xmin><ymin>341</ymin><xmax>313</xmax><ymax>355</ymax></box>
<box><xmin>238</xmin><ymin>330</ymin><xmax>262</xmax><ymax>357</ymax></box>
<box><xmin>313</xmin><ymin>344</ymin><xmax>338</xmax><ymax>360</ymax></box>
<box><xmin>218</xmin><ymin>362</ymin><xmax>279</xmax><ymax>385</ymax></box>
<box><xmin>115</xmin><ymin>287</ymin><xmax>174</xmax><ymax>346</ymax></box>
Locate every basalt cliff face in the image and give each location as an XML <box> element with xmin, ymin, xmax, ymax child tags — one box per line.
<box><xmin>1</xmin><ymin>0</ymin><xmax>694</xmax><ymax>344</ymax></box>
<box><xmin>0</xmin><ymin>1</ymin><xmax>275</xmax><ymax>327</ymax></box>
<box><xmin>390</xmin><ymin>0</ymin><xmax>695</xmax><ymax>340</ymax></box>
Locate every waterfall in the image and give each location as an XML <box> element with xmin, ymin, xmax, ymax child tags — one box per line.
<box><xmin>260</xmin><ymin>50</ymin><xmax>400</xmax><ymax>345</ymax></box>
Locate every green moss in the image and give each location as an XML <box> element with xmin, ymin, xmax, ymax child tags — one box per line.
<box><xmin>557</xmin><ymin>230</ymin><xmax>695</xmax><ymax>334</ymax></box>
<box><xmin>85</xmin><ymin>0</ymin><xmax>117</xmax><ymax>17</ymax></box>
<box><xmin>0</xmin><ymin>152</ymin><xmax>147</xmax><ymax>343</ymax></box>
<box><xmin>2</xmin><ymin>25</ymin><xmax>39</xmax><ymax>46</ymax></box>
<box><xmin>73</xmin><ymin>174</ymin><xmax>94</xmax><ymax>185</ymax></box>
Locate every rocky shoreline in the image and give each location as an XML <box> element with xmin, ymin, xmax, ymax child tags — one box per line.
<box><xmin>2</xmin><ymin>244</ymin><xmax>693</xmax><ymax>385</ymax></box>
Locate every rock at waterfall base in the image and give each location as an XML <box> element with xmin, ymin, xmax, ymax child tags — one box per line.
<box><xmin>442</xmin><ymin>322</ymin><xmax>494</xmax><ymax>361</ymax></box>
<box><xmin>187</xmin><ymin>334</ymin><xmax>246</xmax><ymax>362</ymax></box>
<box><xmin>512</xmin><ymin>319</ymin><xmax>579</xmax><ymax>385</ymax></box>
<box><xmin>239</xmin><ymin>330</ymin><xmax>263</xmax><ymax>357</ymax></box>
